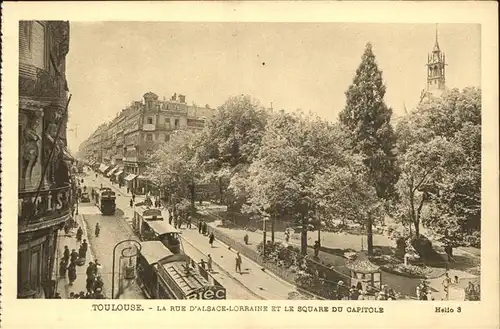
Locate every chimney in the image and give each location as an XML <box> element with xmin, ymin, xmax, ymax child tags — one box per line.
<box><xmin>179</xmin><ymin>94</ymin><xmax>186</xmax><ymax>104</ymax></box>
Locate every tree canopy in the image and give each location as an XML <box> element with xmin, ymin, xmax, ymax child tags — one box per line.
<box><xmin>395</xmin><ymin>87</ymin><xmax>481</xmax><ymax>247</ymax></box>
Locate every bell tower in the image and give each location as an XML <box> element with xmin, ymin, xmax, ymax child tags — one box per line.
<box><xmin>426</xmin><ymin>24</ymin><xmax>447</xmax><ymax>97</ymax></box>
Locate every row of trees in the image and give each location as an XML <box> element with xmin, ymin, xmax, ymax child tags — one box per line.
<box><xmin>147</xmin><ymin>42</ymin><xmax>481</xmax><ymax>255</ymax></box>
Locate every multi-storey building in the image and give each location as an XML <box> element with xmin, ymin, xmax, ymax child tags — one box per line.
<box><xmin>18</xmin><ymin>21</ymin><xmax>73</xmax><ymax>298</ymax></box>
<box><xmin>79</xmin><ymin>92</ymin><xmax>214</xmax><ymax>194</ymax></box>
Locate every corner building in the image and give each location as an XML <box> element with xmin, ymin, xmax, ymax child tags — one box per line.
<box><xmin>18</xmin><ymin>21</ymin><xmax>73</xmax><ymax>298</ymax></box>
<box><xmin>79</xmin><ymin>92</ymin><xmax>214</xmax><ymax>194</ymax></box>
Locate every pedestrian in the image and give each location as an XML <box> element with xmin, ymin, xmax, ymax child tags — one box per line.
<box><xmin>130</xmin><ymin>199</ymin><xmax>133</xmax><ymax>208</ymax></box>
<box><xmin>68</xmin><ymin>262</ymin><xmax>77</xmax><ymax>286</ymax></box>
<box><xmin>187</xmin><ymin>217</ymin><xmax>192</xmax><ymax>229</ymax></box>
<box><xmin>95</xmin><ymin>173</ymin><xmax>98</xmax><ymax>179</ymax></box>
<box><xmin>168</xmin><ymin>214</ymin><xmax>173</xmax><ymax>225</ymax></box>
<box><xmin>207</xmin><ymin>254</ymin><xmax>213</xmax><ymax>272</ymax></box>
<box><xmin>235</xmin><ymin>252</ymin><xmax>242</xmax><ymax>274</ymax></box>
<box><xmin>313</xmin><ymin>240</ymin><xmax>320</xmax><ymax>258</ymax></box>
<box><xmin>243</xmin><ymin>234</ymin><xmax>249</xmax><ymax>245</ymax></box>
<box><xmin>200</xmin><ymin>258</ymin><xmax>206</xmax><ymax>269</ymax></box>
<box><xmin>94</xmin><ymin>287</ymin><xmax>105</xmax><ymax>299</ymax></box>
<box><xmin>132</xmin><ymin>194</ymin><xmax>135</xmax><ymax>202</ymax></box>
<box><xmin>86</xmin><ymin>273</ymin><xmax>95</xmax><ymax>294</ymax></box>
<box><xmin>70</xmin><ymin>249</ymin><xmax>78</xmax><ymax>263</ymax></box>
<box><xmin>209</xmin><ymin>232</ymin><xmax>215</xmax><ymax>248</ymax></box>
<box><xmin>76</xmin><ymin>226</ymin><xmax>83</xmax><ymax>243</ymax></box>
<box><xmin>198</xmin><ymin>220</ymin><xmax>202</xmax><ymax>234</ymax></box>
<box><xmin>59</xmin><ymin>259</ymin><xmax>67</xmax><ymax>277</ymax></box>
<box><xmin>94</xmin><ymin>260</ymin><xmax>102</xmax><ymax>278</ymax></box>
<box><xmin>86</xmin><ymin>262</ymin><xmax>95</xmax><ymax>278</ymax></box>
<box><xmin>442</xmin><ymin>272</ymin><xmax>451</xmax><ymax>301</ymax></box>
<box><xmin>95</xmin><ymin>223</ymin><xmax>100</xmax><ymax>238</ymax></box>
<box><xmin>100</xmin><ymin>183</ymin><xmax>103</xmax><ymax>189</ymax></box>
<box><xmin>81</xmin><ymin>239</ymin><xmax>88</xmax><ymax>254</ymax></box>
<box><xmin>78</xmin><ymin>244</ymin><xmax>87</xmax><ymax>259</ymax></box>
<box><xmin>63</xmin><ymin>245</ymin><xmax>70</xmax><ymax>264</ymax></box>
<box><xmin>202</xmin><ymin>221</ymin><xmax>207</xmax><ymax>236</ymax></box>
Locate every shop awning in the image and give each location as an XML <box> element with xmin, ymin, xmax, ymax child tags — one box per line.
<box><xmin>114</xmin><ymin>170</ymin><xmax>124</xmax><ymax>177</ymax></box>
<box><xmin>124</xmin><ymin>174</ymin><xmax>138</xmax><ymax>181</ymax></box>
<box><xmin>99</xmin><ymin>163</ymin><xmax>109</xmax><ymax>173</ymax></box>
<box><xmin>62</xmin><ymin>148</ymin><xmax>75</xmax><ymax>162</ymax></box>
<box><xmin>88</xmin><ymin>160</ymin><xmax>96</xmax><ymax>166</ymax></box>
<box><xmin>107</xmin><ymin>167</ymin><xmax>119</xmax><ymax>177</ymax></box>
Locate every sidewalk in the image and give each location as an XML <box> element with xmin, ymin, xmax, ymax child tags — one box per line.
<box><xmin>56</xmin><ymin>214</ymin><xmax>97</xmax><ymax>298</ymax></box>
<box><xmin>180</xmin><ymin>228</ymin><xmax>300</xmax><ymax>300</ymax></box>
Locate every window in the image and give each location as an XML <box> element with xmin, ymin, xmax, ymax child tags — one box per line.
<box><xmin>147</xmin><ymin>117</ymin><xmax>153</xmax><ymax>124</ymax></box>
<box><xmin>174</xmin><ymin>119</ymin><xmax>179</xmax><ymax>129</ymax></box>
<box><xmin>146</xmin><ymin>134</ymin><xmax>153</xmax><ymax>141</ymax></box>
<box><xmin>165</xmin><ymin>134</ymin><xmax>170</xmax><ymax>142</ymax></box>
<box><xmin>31</xmin><ymin>22</ymin><xmax>48</xmax><ymax>69</ymax></box>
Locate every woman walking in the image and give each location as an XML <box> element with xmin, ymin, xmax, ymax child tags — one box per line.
<box><xmin>68</xmin><ymin>262</ymin><xmax>77</xmax><ymax>286</ymax></box>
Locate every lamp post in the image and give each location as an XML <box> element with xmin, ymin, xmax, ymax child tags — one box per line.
<box><xmin>111</xmin><ymin>239</ymin><xmax>142</xmax><ymax>299</ymax></box>
<box><xmin>262</xmin><ymin>216</ymin><xmax>268</xmax><ymax>262</ymax></box>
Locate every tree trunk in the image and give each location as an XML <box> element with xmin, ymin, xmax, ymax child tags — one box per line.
<box><xmin>414</xmin><ymin>220</ymin><xmax>420</xmax><ymax>237</ymax></box>
<box><xmin>271</xmin><ymin>216</ymin><xmax>275</xmax><ymax>243</ymax></box>
<box><xmin>189</xmin><ymin>183</ymin><xmax>195</xmax><ymax>209</ymax></box>
<box><xmin>301</xmin><ymin>216</ymin><xmax>308</xmax><ymax>255</ymax></box>
<box><xmin>366</xmin><ymin>216</ymin><xmax>373</xmax><ymax>255</ymax></box>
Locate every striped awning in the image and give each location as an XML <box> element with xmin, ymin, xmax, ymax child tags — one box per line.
<box><xmin>99</xmin><ymin>163</ymin><xmax>109</xmax><ymax>173</ymax></box>
<box><xmin>124</xmin><ymin>174</ymin><xmax>138</xmax><ymax>181</ymax></box>
<box><xmin>114</xmin><ymin>170</ymin><xmax>124</xmax><ymax>177</ymax></box>
<box><xmin>107</xmin><ymin>167</ymin><xmax>119</xmax><ymax>177</ymax></box>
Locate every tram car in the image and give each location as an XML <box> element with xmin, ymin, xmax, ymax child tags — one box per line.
<box><xmin>136</xmin><ymin>241</ymin><xmax>227</xmax><ymax>300</ymax></box>
<box><xmin>133</xmin><ymin>206</ymin><xmax>181</xmax><ymax>254</ymax></box>
<box><xmin>95</xmin><ymin>187</ymin><xmax>116</xmax><ymax>215</ymax></box>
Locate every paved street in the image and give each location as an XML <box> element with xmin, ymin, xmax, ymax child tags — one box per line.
<box><xmin>88</xmin><ymin>171</ymin><xmax>276</xmax><ymax>299</ymax></box>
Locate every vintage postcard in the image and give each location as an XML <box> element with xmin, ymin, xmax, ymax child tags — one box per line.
<box><xmin>1</xmin><ymin>1</ymin><xmax>498</xmax><ymax>329</ymax></box>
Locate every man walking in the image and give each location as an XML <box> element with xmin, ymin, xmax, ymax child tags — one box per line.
<box><xmin>63</xmin><ymin>245</ymin><xmax>70</xmax><ymax>264</ymax></box>
<box><xmin>95</xmin><ymin>223</ymin><xmax>100</xmax><ymax>238</ymax></box>
<box><xmin>207</xmin><ymin>254</ymin><xmax>213</xmax><ymax>272</ymax></box>
<box><xmin>235</xmin><ymin>252</ymin><xmax>242</xmax><ymax>274</ymax></box>
<box><xmin>209</xmin><ymin>232</ymin><xmax>215</xmax><ymax>248</ymax></box>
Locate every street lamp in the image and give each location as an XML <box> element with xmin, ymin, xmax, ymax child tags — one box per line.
<box><xmin>111</xmin><ymin>239</ymin><xmax>142</xmax><ymax>299</ymax></box>
<box><xmin>262</xmin><ymin>215</ymin><xmax>268</xmax><ymax>262</ymax></box>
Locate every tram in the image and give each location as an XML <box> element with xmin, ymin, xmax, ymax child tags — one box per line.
<box><xmin>133</xmin><ymin>206</ymin><xmax>181</xmax><ymax>254</ymax></box>
<box><xmin>95</xmin><ymin>187</ymin><xmax>116</xmax><ymax>215</ymax></box>
<box><xmin>136</xmin><ymin>241</ymin><xmax>227</xmax><ymax>300</ymax></box>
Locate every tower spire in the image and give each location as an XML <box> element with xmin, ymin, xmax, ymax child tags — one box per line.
<box><xmin>433</xmin><ymin>24</ymin><xmax>440</xmax><ymax>52</ymax></box>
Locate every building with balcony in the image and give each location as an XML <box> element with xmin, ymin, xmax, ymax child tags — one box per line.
<box><xmin>18</xmin><ymin>20</ymin><xmax>73</xmax><ymax>298</ymax></box>
<box><xmin>79</xmin><ymin>92</ymin><xmax>215</xmax><ymax>194</ymax></box>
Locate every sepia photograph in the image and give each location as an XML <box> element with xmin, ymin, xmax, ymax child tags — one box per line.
<box><xmin>17</xmin><ymin>20</ymin><xmax>482</xmax><ymax>302</ymax></box>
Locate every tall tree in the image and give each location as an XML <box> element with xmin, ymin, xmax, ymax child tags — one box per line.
<box><xmin>196</xmin><ymin>95</ymin><xmax>269</xmax><ymax>207</ymax></box>
<box><xmin>232</xmin><ymin>111</ymin><xmax>349</xmax><ymax>254</ymax></box>
<box><xmin>395</xmin><ymin>87</ymin><xmax>481</xmax><ymax>246</ymax></box>
<box><xmin>338</xmin><ymin>42</ymin><xmax>399</xmax><ymax>254</ymax></box>
<box><xmin>148</xmin><ymin>130</ymin><xmax>200</xmax><ymax>207</ymax></box>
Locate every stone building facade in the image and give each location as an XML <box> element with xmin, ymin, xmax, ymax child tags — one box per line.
<box><xmin>79</xmin><ymin>92</ymin><xmax>214</xmax><ymax>194</ymax></box>
<box><xmin>18</xmin><ymin>21</ymin><xmax>73</xmax><ymax>298</ymax></box>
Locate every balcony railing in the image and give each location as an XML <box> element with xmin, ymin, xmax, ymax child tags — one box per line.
<box><xmin>18</xmin><ymin>184</ymin><xmax>72</xmax><ymax>232</ymax></box>
<box><xmin>143</xmin><ymin>123</ymin><xmax>156</xmax><ymax>131</ymax></box>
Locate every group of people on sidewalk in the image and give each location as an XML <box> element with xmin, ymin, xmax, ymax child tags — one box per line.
<box><xmin>58</xmin><ymin>216</ymin><xmax>106</xmax><ymax>299</ymax></box>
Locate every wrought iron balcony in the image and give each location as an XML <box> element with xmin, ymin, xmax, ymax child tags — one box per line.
<box><xmin>18</xmin><ymin>184</ymin><xmax>72</xmax><ymax>233</ymax></box>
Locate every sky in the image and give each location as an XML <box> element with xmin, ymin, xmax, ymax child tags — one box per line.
<box><xmin>65</xmin><ymin>22</ymin><xmax>481</xmax><ymax>153</ymax></box>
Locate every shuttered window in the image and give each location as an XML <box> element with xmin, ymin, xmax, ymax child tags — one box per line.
<box><xmin>31</xmin><ymin>22</ymin><xmax>47</xmax><ymax>69</ymax></box>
